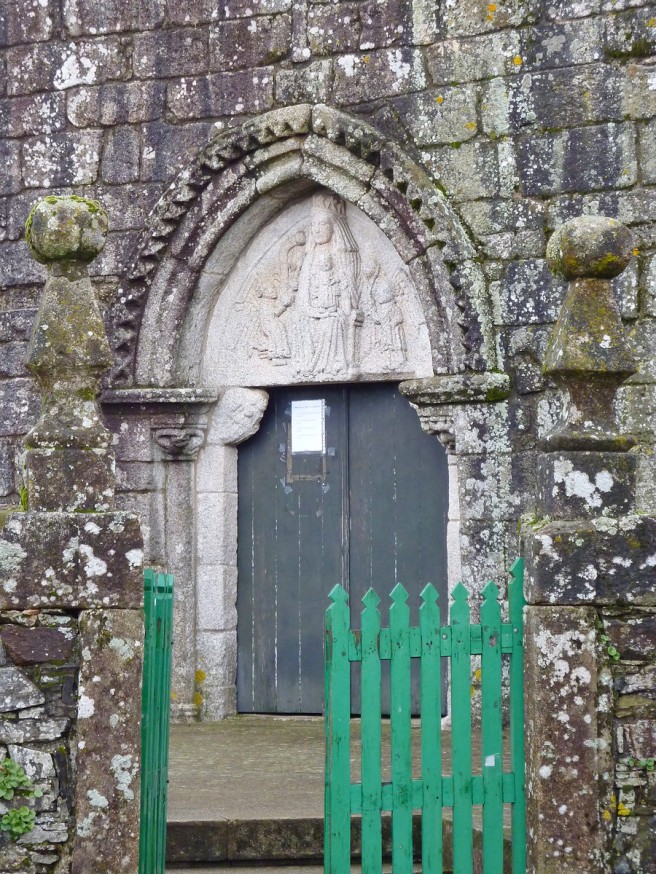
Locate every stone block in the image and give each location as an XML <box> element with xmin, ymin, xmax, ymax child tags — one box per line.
<box><xmin>460</xmin><ymin>198</ymin><xmax>544</xmax><ymax>237</ymax></box>
<box><xmin>305</xmin><ymin>3</ymin><xmax>362</xmax><ymax>55</ymax></box>
<box><xmin>0</xmin><ymin>93</ymin><xmax>66</xmax><ymax>138</ymax></box>
<box><xmin>457</xmin><ymin>518</ymin><xmax>518</xmax><ymax>602</ymax></box>
<box><xmin>140</xmin><ymin>120</ymin><xmax>214</xmax><ymax>181</ymax></box>
<box><xmin>393</xmin><ymin>85</ymin><xmax>478</xmax><ymax>146</ymax></box>
<box><xmin>63</xmin><ymin>0</ymin><xmax>165</xmax><ymax>35</ymax></box>
<box><xmin>524</xmin><ymin>606</ymin><xmax>610</xmax><ymax>872</ymax></box>
<box><xmin>519</xmin><ymin>18</ymin><xmax>604</xmax><ymax>70</ymax></box>
<box><xmin>196</xmin><ymin>629</ymin><xmax>237</xmax><ymax>688</ymax></box>
<box><xmin>0</xmin><ymin>378</ymin><xmax>40</xmax><ymax>437</ymax></box>
<box><xmin>619</xmin><ymin>719</ymin><xmax>656</xmax><ymax>760</ymax></box>
<box><xmin>0</xmin><ymin>666</ymin><xmax>45</xmax><ymax>712</ymax></box>
<box><xmin>424</xmin><ymin>140</ymin><xmax>503</xmax><ymax>202</ymax></box>
<box><xmin>167</xmin><ymin>0</ymin><xmax>216</xmax><ymax>24</ymax></box>
<box><xmin>602</xmin><ymin>608</ymin><xmax>656</xmax><ymax>662</ymax></box>
<box><xmin>537</xmin><ymin>452</ymin><xmax>638</xmax><ymax>520</ymax></box>
<box><xmin>519</xmin><ymin>123</ymin><xmax>637</xmax><ymax>196</ymax></box>
<box><xmin>167</xmin><ymin>69</ymin><xmax>275</xmax><ymax>121</ymax></box>
<box><xmin>452</xmin><ymin>401</ymin><xmax>512</xmax><ymax>455</ymax></box>
<box><xmin>0</xmin><ymin>511</ymin><xmax>143</xmax><ymax>610</ymax></box>
<box><xmin>26</xmin><ymin>448</ymin><xmax>115</xmax><ymax>513</ymax></box>
<box><xmin>196</xmin><ymin>492</ymin><xmax>238</xmax><ymax>567</ymax></box>
<box><xmin>333</xmin><ymin>48</ymin><xmax>427</xmax><ymax>105</ymax></box>
<box><xmin>0</xmin><ymin>341</ymin><xmax>28</xmax><ymax>378</ymax></box>
<box><xmin>0</xmin><ymin>439</ymin><xmax>15</xmax><ymax>497</ymax></box>
<box><xmin>73</xmin><ymin>608</ymin><xmax>142</xmax><ymax>873</ymax></box>
<box><xmin>546</xmin><ymin>188</ymin><xmax>656</xmax><ymax>231</ymax></box>
<box><xmin>481</xmin><ymin>65</ymin><xmax>627</xmax><ymax>138</ymax></box>
<box><xmin>101</xmin><ymin>126</ymin><xmax>140</xmax><ymax>184</ymax></box>
<box><xmin>21</xmin><ymin>130</ymin><xmax>103</xmax><ymax>188</ymax></box>
<box><xmin>639</xmin><ymin>118</ymin><xmax>656</xmax><ymax>184</ymax></box>
<box><xmin>196</xmin><ymin>444</ymin><xmax>238</xmax><ymax>494</ymax></box>
<box><xmin>493</xmin><ymin>258</ymin><xmax>566</xmax><ymax>326</ymax></box>
<box><xmin>67</xmin><ymin>80</ymin><xmax>166</xmax><ymax>127</ymax></box>
<box><xmin>524</xmin><ymin>515</ymin><xmax>656</xmax><ymax>606</ymax></box>
<box><xmin>627</xmin><ymin>318</ymin><xmax>656</xmax><ymax>381</ymax></box>
<box><xmin>0</xmin><ymin>241</ymin><xmax>46</xmax><ymax>286</ymax></box>
<box><xmin>6</xmin><ymin>37</ymin><xmax>131</xmax><ymax>97</ymax></box>
<box><xmin>438</xmin><ymin>0</ymin><xmax>541</xmax><ymax>38</ymax></box>
<box><xmin>360</xmin><ymin>0</ymin><xmax>413</xmax><ymax>49</ymax></box>
<box><xmin>210</xmin><ymin>14</ymin><xmax>291</xmax><ymax>70</ymax></box>
<box><xmin>0</xmin><ymin>140</ymin><xmax>22</xmax><ymax>195</ymax></box>
<box><xmin>457</xmin><ymin>453</ymin><xmax>520</xmax><ymax>521</ymax></box>
<box><xmin>544</xmin><ymin>0</ymin><xmax>601</xmax><ymax>17</ymax></box>
<box><xmin>196</xmin><ymin>565</ymin><xmax>238</xmax><ymax>632</ymax></box>
<box><xmin>0</xmin><ymin>0</ymin><xmax>56</xmax><ymax>46</ymax></box>
<box><xmin>0</xmin><ymin>626</ymin><xmax>74</xmax><ymax>666</ymax></box>
<box><xmin>0</xmin><ymin>716</ymin><xmax>69</xmax><ymax>743</ymax></box>
<box><xmin>115</xmin><ymin>460</ymin><xmax>156</xmax><ymax>493</ymax></box>
<box><xmin>133</xmin><ymin>26</ymin><xmax>209</xmax><ymax>78</ymax></box>
<box><xmin>275</xmin><ymin>60</ymin><xmax>333</xmax><ymax>104</ymax></box>
<box><xmin>605</xmin><ymin>7</ymin><xmax>656</xmax><ymax>57</ymax></box>
<box><xmin>427</xmin><ymin>31</ymin><xmax>521</xmax><ymax>84</ymax></box>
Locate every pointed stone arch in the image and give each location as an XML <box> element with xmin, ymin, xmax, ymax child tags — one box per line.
<box><xmin>109</xmin><ymin>103</ymin><xmax>495</xmax><ymax>388</ymax></box>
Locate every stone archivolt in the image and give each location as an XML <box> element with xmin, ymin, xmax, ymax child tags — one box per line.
<box><xmin>111</xmin><ymin>104</ymin><xmax>494</xmax><ymax>388</ymax></box>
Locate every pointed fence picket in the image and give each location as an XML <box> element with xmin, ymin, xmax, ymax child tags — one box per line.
<box><xmin>324</xmin><ymin>558</ymin><xmax>525</xmax><ymax>874</ymax></box>
<box><xmin>139</xmin><ymin>569</ymin><xmax>174</xmax><ymax>874</ymax></box>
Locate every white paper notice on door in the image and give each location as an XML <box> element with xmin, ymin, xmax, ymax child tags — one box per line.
<box><xmin>291</xmin><ymin>399</ymin><xmax>326</xmax><ymax>454</ymax></box>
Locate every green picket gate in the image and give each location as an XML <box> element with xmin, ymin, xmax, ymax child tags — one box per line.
<box><xmin>324</xmin><ymin>558</ymin><xmax>525</xmax><ymax>874</ymax></box>
<box><xmin>140</xmin><ymin>569</ymin><xmax>174</xmax><ymax>874</ymax></box>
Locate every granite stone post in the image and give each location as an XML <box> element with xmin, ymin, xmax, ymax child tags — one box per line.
<box><xmin>522</xmin><ymin>216</ymin><xmax>656</xmax><ymax>873</ymax></box>
<box><xmin>0</xmin><ymin>196</ymin><xmax>144</xmax><ymax>873</ymax></box>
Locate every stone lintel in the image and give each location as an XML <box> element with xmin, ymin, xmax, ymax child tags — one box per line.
<box><xmin>525</xmin><ymin>606</ymin><xmax>612</xmax><ymax>873</ymax></box>
<box><xmin>523</xmin><ymin>516</ymin><xmax>656</xmax><ymax>607</ymax></box>
<box><xmin>73</xmin><ymin>609</ymin><xmax>142</xmax><ymax>873</ymax></box>
<box><xmin>536</xmin><ymin>451</ymin><xmax>638</xmax><ymax>521</ymax></box>
<box><xmin>101</xmin><ymin>386</ymin><xmax>218</xmax><ymax>412</ymax></box>
<box><xmin>399</xmin><ymin>371</ymin><xmax>510</xmax><ymax>406</ymax></box>
<box><xmin>0</xmin><ymin>512</ymin><xmax>143</xmax><ymax>610</ymax></box>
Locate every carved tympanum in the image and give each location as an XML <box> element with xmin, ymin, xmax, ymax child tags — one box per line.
<box><xmin>207</xmin><ymin>191</ymin><xmax>431</xmax><ymax>386</ymax></box>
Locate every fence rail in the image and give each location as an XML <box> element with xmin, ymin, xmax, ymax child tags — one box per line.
<box><xmin>140</xmin><ymin>569</ymin><xmax>174</xmax><ymax>874</ymax></box>
<box><xmin>324</xmin><ymin>559</ymin><xmax>525</xmax><ymax>874</ymax></box>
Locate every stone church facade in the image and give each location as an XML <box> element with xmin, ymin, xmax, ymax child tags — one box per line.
<box><xmin>1</xmin><ymin>1</ymin><xmax>656</xmax><ymax>869</ymax></box>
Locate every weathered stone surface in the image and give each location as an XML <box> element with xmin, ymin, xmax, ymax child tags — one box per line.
<box><xmin>0</xmin><ymin>0</ymin><xmax>56</xmax><ymax>46</ymax></box>
<box><xmin>424</xmin><ymin>140</ymin><xmax>507</xmax><ymax>201</ymax></box>
<box><xmin>62</xmin><ymin>0</ymin><xmax>165</xmax><ymax>36</ymax></box>
<box><xmin>0</xmin><ymin>511</ymin><xmax>144</xmax><ymax>610</ymax></box>
<box><xmin>100</xmin><ymin>126</ymin><xmax>141</xmax><ymax>184</ymax></box>
<box><xmin>167</xmin><ymin>69</ymin><xmax>275</xmax><ymax>121</ymax></box>
<box><xmin>438</xmin><ymin>0</ymin><xmax>541</xmax><ymax>37</ymax></box>
<box><xmin>275</xmin><ymin>61</ymin><xmax>333</xmax><ymax>104</ymax></box>
<box><xmin>492</xmin><ymin>258</ymin><xmax>565</xmax><ymax>325</ymax></box>
<box><xmin>392</xmin><ymin>86</ymin><xmax>478</xmax><ymax>146</ymax></box>
<box><xmin>524</xmin><ymin>606</ymin><xmax>611</xmax><ymax>873</ymax></box>
<box><xmin>210</xmin><ymin>15</ymin><xmax>291</xmax><ymax>70</ymax></box>
<box><xmin>602</xmin><ymin>608</ymin><xmax>656</xmax><ymax>661</ymax></box>
<box><xmin>519</xmin><ymin>123</ymin><xmax>638</xmax><ymax>196</ymax></box>
<box><xmin>67</xmin><ymin>80</ymin><xmax>166</xmax><ymax>128</ymax></box>
<box><xmin>537</xmin><ymin>452</ymin><xmax>638</xmax><ymax>520</ymax></box>
<box><xmin>133</xmin><ymin>26</ymin><xmax>210</xmax><ymax>78</ymax></box>
<box><xmin>0</xmin><ymin>93</ymin><xmax>66</xmax><ymax>138</ymax></box>
<box><xmin>0</xmin><ymin>626</ymin><xmax>74</xmax><ymax>665</ymax></box>
<box><xmin>26</xmin><ymin>195</ymin><xmax>107</xmax><ymax>264</ymax></box>
<box><xmin>73</xmin><ymin>609</ymin><xmax>142</xmax><ymax>874</ymax></box>
<box><xmin>0</xmin><ymin>666</ymin><xmax>45</xmax><ymax>712</ymax></box>
<box><xmin>0</xmin><ymin>716</ymin><xmax>68</xmax><ymax>743</ymax></box>
<box><xmin>427</xmin><ymin>30</ymin><xmax>521</xmax><ymax>84</ymax></box>
<box><xmin>524</xmin><ymin>516</ymin><xmax>656</xmax><ymax>606</ymax></box>
<box><xmin>6</xmin><ymin>37</ymin><xmax>131</xmax><ymax>97</ymax></box>
<box><xmin>333</xmin><ymin>48</ymin><xmax>427</xmax><ymax>104</ymax></box>
<box><xmin>605</xmin><ymin>7</ymin><xmax>656</xmax><ymax>57</ymax></box>
<box><xmin>22</xmin><ymin>130</ymin><xmax>103</xmax><ymax>188</ymax></box>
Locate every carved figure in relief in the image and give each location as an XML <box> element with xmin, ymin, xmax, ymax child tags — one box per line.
<box><xmin>371</xmin><ymin>268</ymin><xmax>408</xmax><ymax>371</ymax></box>
<box><xmin>251</xmin><ymin>270</ymin><xmax>292</xmax><ymax>366</ymax></box>
<box><xmin>295</xmin><ymin>193</ymin><xmax>362</xmax><ymax>377</ymax></box>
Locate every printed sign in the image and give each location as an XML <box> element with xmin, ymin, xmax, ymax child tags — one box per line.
<box><xmin>291</xmin><ymin>399</ymin><xmax>325</xmax><ymax>453</ymax></box>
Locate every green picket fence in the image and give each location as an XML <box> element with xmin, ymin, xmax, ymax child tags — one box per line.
<box><xmin>324</xmin><ymin>558</ymin><xmax>525</xmax><ymax>874</ymax></box>
<box><xmin>140</xmin><ymin>569</ymin><xmax>174</xmax><ymax>874</ymax></box>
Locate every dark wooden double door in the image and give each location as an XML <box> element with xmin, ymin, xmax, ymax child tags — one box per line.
<box><xmin>237</xmin><ymin>383</ymin><xmax>448</xmax><ymax>714</ymax></box>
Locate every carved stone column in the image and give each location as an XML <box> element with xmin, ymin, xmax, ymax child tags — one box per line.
<box><xmin>154</xmin><ymin>425</ymin><xmax>206</xmax><ymax>723</ymax></box>
<box><xmin>0</xmin><ymin>196</ymin><xmax>144</xmax><ymax>873</ymax></box>
<box><xmin>522</xmin><ymin>216</ymin><xmax>655</xmax><ymax>872</ymax></box>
